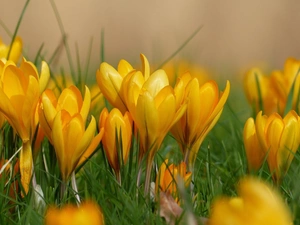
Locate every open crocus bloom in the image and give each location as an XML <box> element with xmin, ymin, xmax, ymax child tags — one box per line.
<box><xmin>0</xmin><ymin>58</ymin><xmax>49</xmax><ymax>194</ymax></box>
<box><xmin>171</xmin><ymin>72</ymin><xmax>230</xmax><ymax>170</ymax></box>
<box><xmin>39</xmin><ymin>85</ymin><xmax>91</xmax><ymax>143</ymax></box>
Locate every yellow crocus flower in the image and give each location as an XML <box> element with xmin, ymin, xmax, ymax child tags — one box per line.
<box><xmin>45</xmin><ymin>200</ymin><xmax>105</xmax><ymax>225</ymax></box>
<box><xmin>171</xmin><ymin>72</ymin><xmax>230</xmax><ymax>170</ymax></box>
<box><xmin>0</xmin><ymin>37</ymin><xmax>22</xmax><ymax>63</ymax></box>
<box><xmin>39</xmin><ymin>85</ymin><xmax>103</xmax><ymax>181</ymax></box>
<box><xmin>245</xmin><ymin>110</ymin><xmax>300</xmax><ymax>183</ymax></box>
<box><xmin>96</xmin><ymin>59</ymin><xmax>134</xmax><ymax>113</ymax></box>
<box><xmin>123</xmin><ymin>54</ymin><xmax>187</xmax><ymax>193</ymax></box>
<box><xmin>99</xmin><ymin>107</ymin><xmax>133</xmax><ymax>183</ymax></box>
<box><xmin>209</xmin><ymin>177</ymin><xmax>293</xmax><ymax>225</ymax></box>
<box><xmin>155</xmin><ymin>159</ymin><xmax>192</xmax><ymax>202</ymax></box>
<box><xmin>243</xmin><ymin>117</ymin><xmax>265</xmax><ymax>171</ymax></box>
<box><xmin>270</xmin><ymin>58</ymin><xmax>300</xmax><ymax>115</ymax></box>
<box><xmin>0</xmin><ymin>58</ymin><xmax>49</xmax><ymax>194</ymax></box>
<box><xmin>52</xmin><ymin>110</ymin><xmax>102</xmax><ymax>181</ymax></box>
<box><xmin>39</xmin><ymin>85</ymin><xmax>91</xmax><ymax>143</ymax></box>
<box><xmin>244</xmin><ymin>68</ymin><xmax>277</xmax><ymax>115</ymax></box>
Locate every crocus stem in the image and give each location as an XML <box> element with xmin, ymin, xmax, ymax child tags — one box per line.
<box><xmin>144</xmin><ymin>158</ymin><xmax>153</xmax><ymax>195</ymax></box>
<box><xmin>71</xmin><ymin>171</ymin><xmax>81</xmax><ymax>205</ymax></box>
<box><xmin>20</xmin><ymin>141</ymin><xmax>33</xmax><ymax>195</ymax></box>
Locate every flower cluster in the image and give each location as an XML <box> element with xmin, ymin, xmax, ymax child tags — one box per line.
<box><xmin>1</xmin><ymin>34</ymin><xmax>298</xmax><ymax>225</ymax></box>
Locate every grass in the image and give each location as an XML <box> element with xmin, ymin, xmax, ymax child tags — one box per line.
<box><xmin>0</xmin><ymin>1</ymin><xmax>300</xmax><ymax>225</ymax></box>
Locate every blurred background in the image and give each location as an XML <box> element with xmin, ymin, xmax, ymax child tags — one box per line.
<box><xmin>1</xmin><ymin>0</ymin><xmax>300</xmax><ymax>77</ymax></box>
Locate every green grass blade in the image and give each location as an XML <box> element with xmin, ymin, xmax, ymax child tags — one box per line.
<box><xmin>6</xmin><ymin>0</ymin><xmax>30</xmax><ymax>60</ymax></box>
<box><xmin>155</xmin><ymin>25</ymin><xmax>203</xmax><ymax>70</ymax></box>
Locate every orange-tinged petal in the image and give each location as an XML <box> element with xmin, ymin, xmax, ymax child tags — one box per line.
<box><xmin>173</xmin><ymin>72</ymin><xmax>192</xmax><ymax>109</ymax></box>
<box><xmin>243</xmin><ymin>117</ymin><xmax>265</xmax><ymax>171</ymax></box>
<box><xmin>255</xmin><ymin>111</ymin><xmax>268</xmax><ymax>152</ymax></box>
<box><xmin>204</xmin><ymin>81</ymin><xmax>230</xmax><ymax>127</ymax></box>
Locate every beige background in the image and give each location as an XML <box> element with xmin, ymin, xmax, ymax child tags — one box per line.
<box><xmin>1</xmin><ymin>0</ymin><xmax>300</xmax><ymax>76</ymax></box>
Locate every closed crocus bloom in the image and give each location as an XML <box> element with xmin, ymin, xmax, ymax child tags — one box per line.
<box><xmin>124</xmin><ymin>54</ymin><xmax>187</xmax><ymax>193</ymax></box>
<box><xmin>171</xmin><ymin>73</ymin><xmax>230</xmax><ymax>170</ymax></box>
<box><xmin>99</xmin><ymin>107</ymin><xmax>132</xmax><ymax>182</ymax></box>
<box><xmin>0</xmin><ymin>37</ymin><xmax>22</xmax><ymax>63</ymax></box>
<box><xmin>256</xmin><ymin>110</ymin><xmax>300</xmax><ymax>183</ymax></box>
<box><xmin>45</xmin><ymin>200</ymin><xmax>105</xmax><ymax>225</ymax></box>
<box><xmin>96</xmin><ymin>59</ymin><xmax>134</xmax><ymax>113</ymax></box>
<box><xmin>244</xmin><ymin>68</ymin><xmax>277</xmax><ymax>115</ymax></box>
<box><xmin>243</xmin><ymin>117</ymin><xmax>265</xmax><ymax>171</ymax></box>
<box><xmin>39</xmin><ymin>85</ymin><xmax>91</xmax><ymax>143</ymax></box>
<box><xmin>270</xmin><ymin>58</ymin><xmax>300</xmax><ymax>115</ymax></box>
<box><xmin>52</xmin><ymin>110</ymin><xmax>102</xmax><ymax>181</ymax></box>
<box><xmin>0</xmin><ymin>58</ymin><xmax>50</xmax><ymax>194</ymax></box>
<box><xmin>156</xmin><ymin>160</ymin><xmax>192</xmax><ymax>201</ymax></box>
<box><xmin>209</xmin><ymin>177</ymin><xmax>293</xmax><ymax>225</ymax></box>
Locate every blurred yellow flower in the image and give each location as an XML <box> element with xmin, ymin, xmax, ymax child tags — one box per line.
<box><xmin>171</xmin><ymin>72</ymin><xmax>230</xmax><ymax>170</ymax></box>
<box><xmin>45</xmin><ymin>200</ymin><xmax>105</xmax><ymax>225</ymax></box>
<box><xmin>244</xmin><ymin>68</ymin><xmax>277</xmax><ymax>115</ymax></box>
<box><xmin>270</xmin><ymin>58</ymin><xmax>300</xmax><ymax>115</ymax></box>
<box><xmin>209</xmin><ymin>177</ymin><xmax>293</xmax><ymax>225</ymax></box>
<box><xmin>90</xmin><ymin>84</ymin><xmax>106</xmax><ymax>117</ymax></box>
<box><xmin>155</xmin><ymin>159</ymin><xmax>191</xmax><ymax>202</ymax></box>
<box><xmin>0</xmin><ymin>37</ymin><xmax>22</xmax><ymax>63</ymax></box>
<box><xmin>39</xmin><ymin>85</ymin><xmax>103</xmax><ymax>181</ymax></box>
<box><xmin>162</xmin><ymin>60</ymin><xmax>209</xmax><ymax>87</ymax></box>
<box><xmin>0</xmin><ymin>58</ymin><xmax>49</xmax><ymax>194</ymax></box>
<box><xmin>46</xmin><ymin>74</ymin><xmax>74</xmax><ymax>97</ymax></box>
<box><xmin>244</xmin><ymin>110</ymin><xmax>300</xmax><ymax>183</ymax></box>
<box><xmin>243</xmin><ymin>117</ymin><xmax>265</xmax><ymax>171</ymax></box>
<box><xmin>99</xmin><ymin>107</ymin><xmax>133</xmax><ymax>183</ymax></box>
